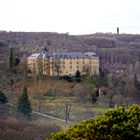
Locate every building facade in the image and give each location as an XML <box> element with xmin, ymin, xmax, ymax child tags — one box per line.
<box><xmin>27</xmin><ymin>52</ymin><xmax>99</xmax><ymax>76</ymax></box>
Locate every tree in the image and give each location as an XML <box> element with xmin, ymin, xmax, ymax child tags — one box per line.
<box><xmin>8</xmin><ymin>48</ymin><xmax>20</xmax><ymax>70</ymax></box>
<box><xmin>7</xmin><ymin>48</ymin><xmax>20</xmax><ymax>100</ymax></box>
<box><xmin>53</xmin><ymin>59</ymin><xmax>61</xmax><ymax>77</ymax></box>
<box><xmin>99</xmin><ymin>67</ymin><xmax>108</xmax><ymax>86</ymax></box>
<box><xmin>0</xmin><ymin>41</ymin><xmax>5</xmax><ymax>53</ymax></box>
<box><xmin>133</xmin><ymin>74</ymin><xmax>140</xmax><ymax>101</ymax></box>
<box><xmin>73</xmin><ymin>84</ymin><xmax>87</xmax><ymax>103</ymax></box>
<box><xmin>0</xmin><ymin>91</ymin><xmax>7</xmax><ymax>104</ymax></box>
<box><xmin>13</xmin><ymin>57</ymin><xmax>20</xmax><ymax>67</ymax></box>
<box><xmin>50</xmin><ymin>105</ymin><xmax>140</xmax><ymax>140</ymax></box>
<box><xmin>9</xmin><ymin>79</ymin><xmax>15</xmax><ymax>94</ymax></box>
<box><xmin>91</xmin><ymin>89</ymin><xmax>100</xmax><ymax>104</ymax></box>
<box><xmin>134</xmin><ymin>74</ymin><xmax>140</xmax><ymax>90</ymax></box>
<box><xmin>75</xmin><ymin>70</ymin><xmax>81</xmax><ymax>82</ymax></box>
<box><xmin>75</xmin><ymin>70</ymin><xmax>81</xmax><ymax>78</ymax></box>
<box><xmin>9</xmin><ymin>47</ymin><xmax>14</xmax><ymax>69</ymax></box>
<box><xmin>84</xmin><ymin>70</ymin><xmax>96</xmax><ymax>104</ymax></box>
<box><xmin>91</xmin><ymin>93</ymin><xmax>97</xmax><ymax>104</ymax></box>
<box><xmin>17</xmin><ymin>85</ymin><xmax>32</xmax><ymax>118</ymax></box>
<box><xmin>64</xmin><ymin>101</ymin><xmax>71</xmax><ymax>123</ymax></box>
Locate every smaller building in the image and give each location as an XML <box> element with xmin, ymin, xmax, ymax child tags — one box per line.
<box><xmin>27</xmin><ymin>52</ymin><xmax>99</xmax><ymax>76</ymax></box>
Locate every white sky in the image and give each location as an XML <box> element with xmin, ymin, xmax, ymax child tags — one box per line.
<box><xmin>0</xmin><ymin>0</ymin><xmax>140</xmax><ymax>35</ymax></box>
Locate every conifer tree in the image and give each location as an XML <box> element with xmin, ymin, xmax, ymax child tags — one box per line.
<box><xmin>75</xmin><ymin>70</ymin><xmax>81</xmax><ymax>78</ymax></box>
<box><xmin>75</xmin><ymin>70</ymin><xmax>81</xmax><ymax>82</ymax></box>
<box><xmin>17</xmin><ymin>85</ymin><xmax>32</xmax><ymax>118</ymax></box>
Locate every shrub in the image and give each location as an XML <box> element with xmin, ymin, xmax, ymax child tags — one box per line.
<box><xmin>49</xmin><ymin>105</ymin><xmax>140</xmax><ymax>140</ymax></box>
<box><xmin>0</xmin><ymin>91</ymin><xmax>7</xmax><ymax>104</ymax></box>
<box><xmin>0</xmin><ymin>118</ymin><xmax>61</xmax><ymax>140</ymax></box>
<box><xmin>75</xmin><ymin>77</ymin><xmax>82</xmax><ymax>82</ymax></box>
<box><xmin>63</xmin><ymin>75</ymin><xmax>74</xmax><ymax>82</ymax></box>
<box><xmin>44</xmin><ymin>90</ymin><xmax>56</xmax><ymax>97</ymax></box>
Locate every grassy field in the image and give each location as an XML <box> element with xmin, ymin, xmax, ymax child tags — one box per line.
<box><xmin>32</xmin><ymin>95</ymin><xmax>109</xmax><ymax>123</ymax></box>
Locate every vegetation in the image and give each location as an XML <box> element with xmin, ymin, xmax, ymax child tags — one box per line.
<box><xmin>75</xmin><ymin>70</ymin><xmax>81</xmax><ymax>78</ymax></box>
<box><xmin>0</xmin><ymin>32</ymin><xmax>140</xmax><ymax>139</ymax></box>
<box><xmin>17</xmin><ymin>85</ymin><xmax>32</xmax><ymax>118</ymax></box>
<box><xmin>50</xmin><ymin>105</ymin><xmax>140</xmax><ymax>140</ymax></box>
<box><xmin>134</xmin><ymin>74</ymin><xmax>140</xmax><ymax>90</ymax></box>
<box><xmin>8</xmin><ymin>47</ymin><xmax>20</xmax><ymax>70</ymax></box>
<box><xmin>1</xmin><ymin>32</ymin><xmax>140</xmax><ymax>79</ymax></box>
<box><xmin>9</xmin><ymin>47</ymin><xmax>14</xmax><ymax>69</ymax></box>
<box><xmin>0</xmin><ymin>117</ymin><xmax>61</xmax><ymax>140</ymax></box>
<box><xmin>0</xmin><ymin>91</ymin><xmax>7</xmax><ymax>104</ymax></box>
<box><xmin>62</xmin><ymin>75</ymin><xmax>74</xmax><ymax>82</ymax></box>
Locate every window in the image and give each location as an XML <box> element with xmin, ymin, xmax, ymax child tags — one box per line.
<box><xmin>70</xmin><ymin>66</ymin><xmax>72</xmax><ymax>69</ymax></box>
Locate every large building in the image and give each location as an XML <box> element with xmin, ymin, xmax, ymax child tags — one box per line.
<box><xmin>27</xmin><ymin>52</ymin><xmax>99</xmax><ymax>76</ymax></box>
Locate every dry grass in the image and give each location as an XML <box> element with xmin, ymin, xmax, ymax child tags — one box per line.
<box><xmin>0</xmin><ymin>117</ymin><xmax>61</xmax><ymax>140</ymax></box>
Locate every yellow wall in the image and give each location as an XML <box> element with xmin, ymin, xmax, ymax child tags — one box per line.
<box><xmin>27</xmin><ymin>55</ymin><xmax>99</xmax><ymax>76</ymax></box>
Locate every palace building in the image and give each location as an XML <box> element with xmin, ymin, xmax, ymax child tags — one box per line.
<box><xmin>27</xmin><ymin>52</ymin><xmax>99</xmax><ymax>76</ymax></box>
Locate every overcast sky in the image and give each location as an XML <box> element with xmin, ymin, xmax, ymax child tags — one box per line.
<box><xmin>0</xmin><ymin>0</ymin><xmax>140</xmax><ymax>35</ymax></box>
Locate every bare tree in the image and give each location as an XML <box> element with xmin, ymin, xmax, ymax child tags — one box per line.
<box><xmin>53</xmin><ymin>59</ymin><xmax>62</xmax><ymax>77</ymax></box>
<box><xmin>64</xmin><ymin>101</ymin><xmax>71</xmax><ymax>123</ymax></box>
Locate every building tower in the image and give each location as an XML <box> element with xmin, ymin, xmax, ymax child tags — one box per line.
<box><xmin>117</xmin><ymin>27</ymin><xmax>119</xmax><ymax>34</ymax></box>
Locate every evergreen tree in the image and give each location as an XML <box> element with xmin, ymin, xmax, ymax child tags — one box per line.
<box><xmin>0</xmin><ymin>91</ymin><xmax>7</xmax><ymax>104</ymax></box>
<box><xmin>9</xmin><ymin>47</ymin><xmax>14</xmax><ymax>69</ymax></box>
<box><xmin>18</xmin><ymin>85</ymin><xmax>32</xmax><ymax>118</ymax></box>
<box><xmin>75</xmin><ymin>70</ymin><xmax>81</xmax><ymax>82</ymax></box>
<box><xmin>75</xmin><ymin>70</ymin><xmax>81</xmax><ymax>78</ymax></box>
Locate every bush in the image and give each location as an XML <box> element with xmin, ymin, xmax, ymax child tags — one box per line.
<box><xmin>49</xmin><ymin>105</ymin><xmax>140</xmax><ymax>140</ymax></box>
<box><xmin>62</xmin><ymin>75</ymin><xmax>74</xmax><ymax>82</ymax></box>
<box><xmin>0</xmin><ymin>91</ymin><xmax>7</xmax><ymax>104</ymax></box>
<box><xmin>75</xmin><ymin>78</ymin><xmax>81</xmax><ymax>82</ymax></box>
<box><xmin>44</xmin><ymin>90</ymin><xmax>56</xmax><ymax>97</ymax></box>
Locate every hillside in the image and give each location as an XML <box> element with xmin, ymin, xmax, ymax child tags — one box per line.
<box><xmin>0</xmin><ymin>31</ymin><xmax>140</xmax><ymax>78</ymax></box>
<box><xmin>0</xmin><ymin>32</ymin><xmax>140</xmax><ymax>140</ymax></box>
